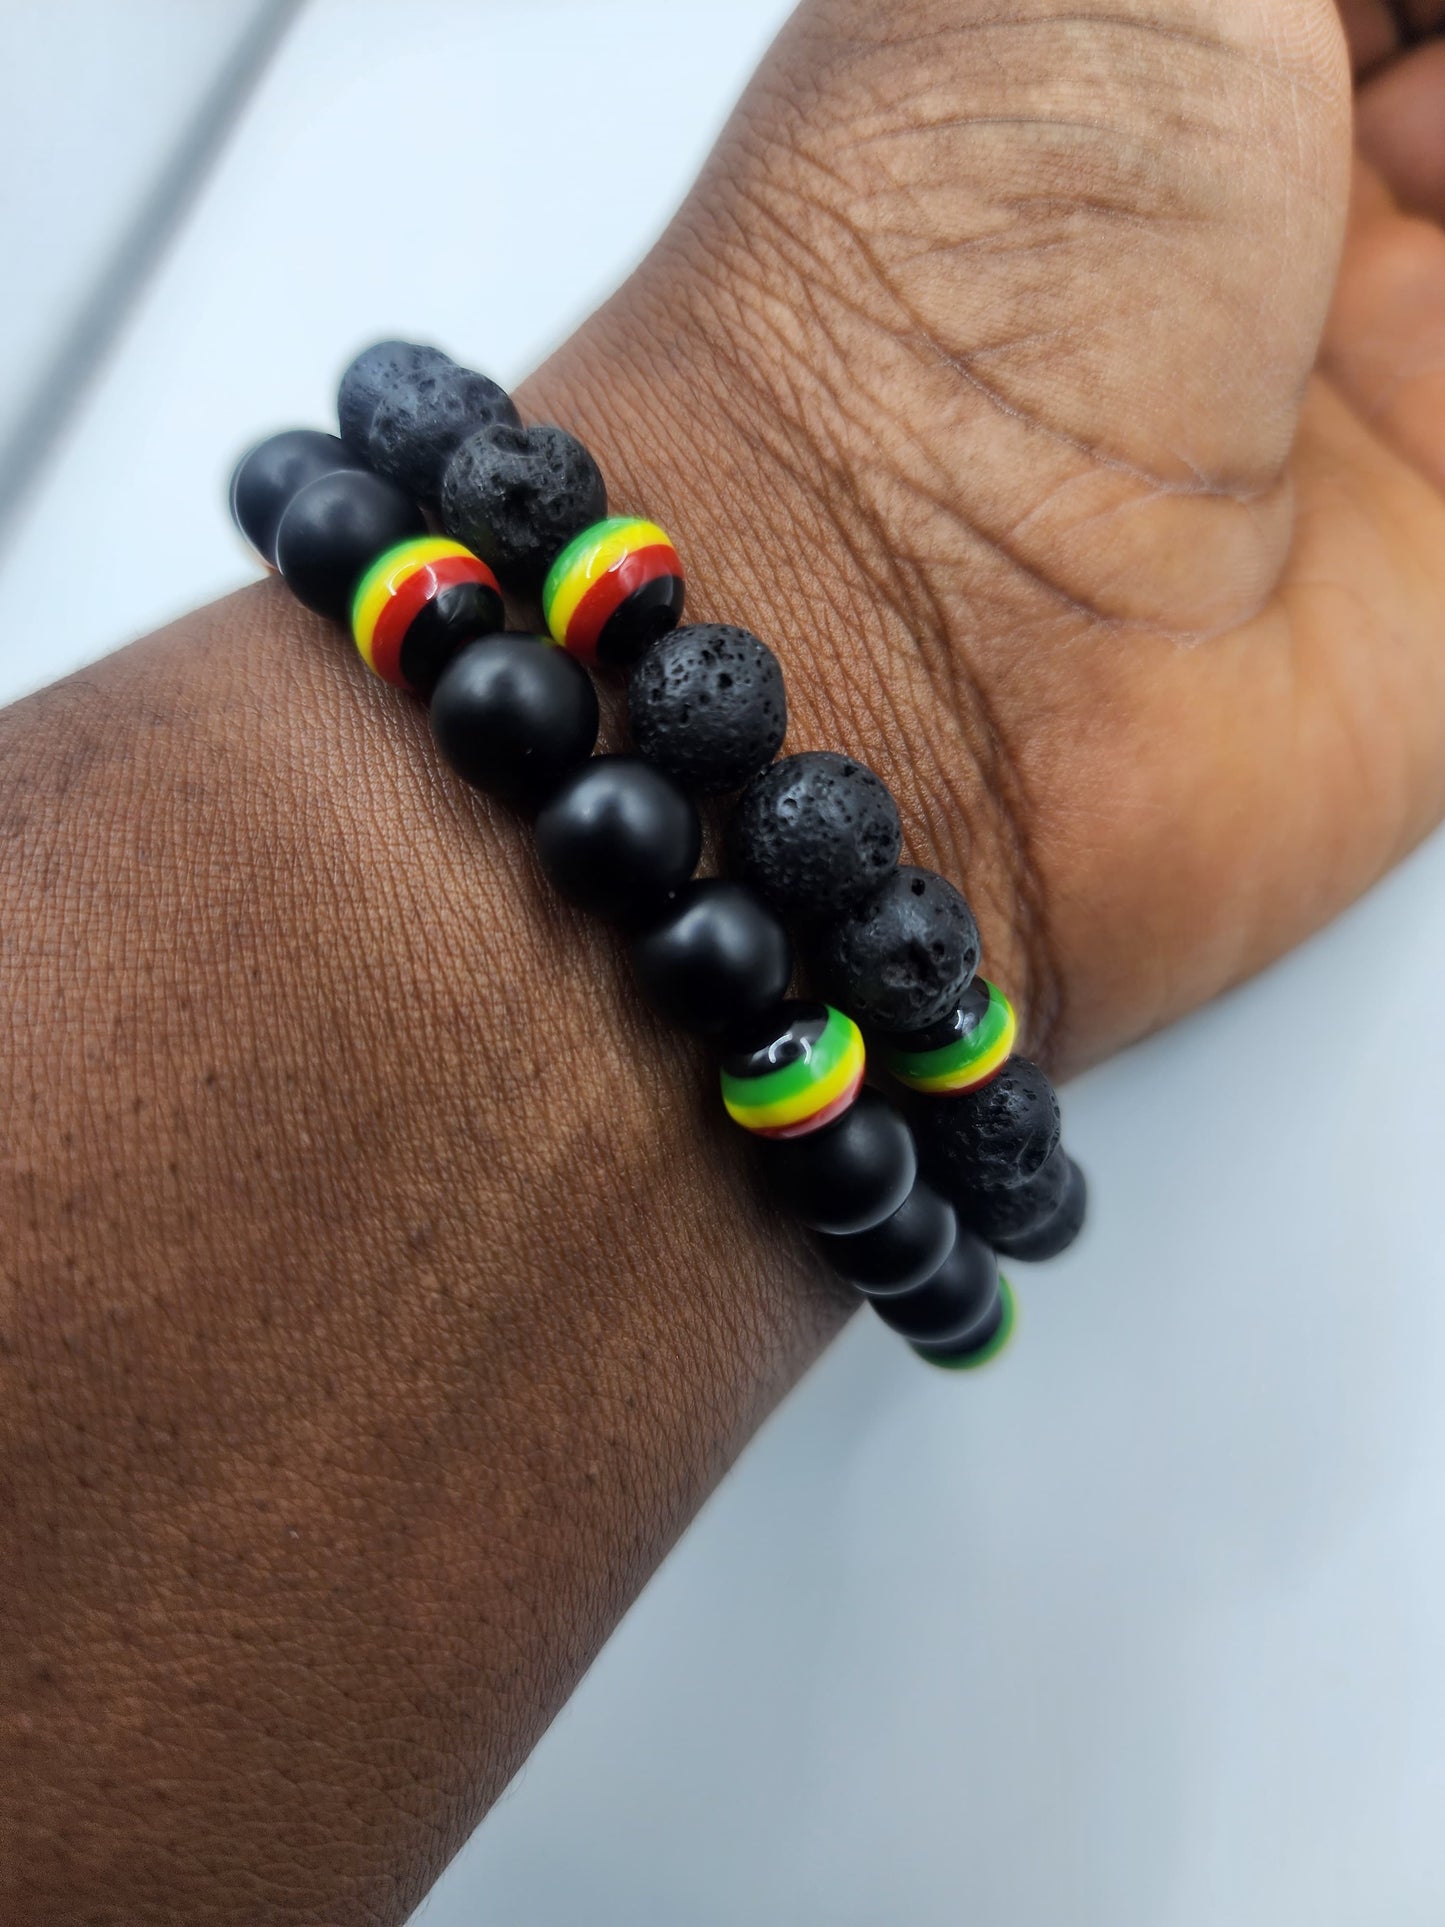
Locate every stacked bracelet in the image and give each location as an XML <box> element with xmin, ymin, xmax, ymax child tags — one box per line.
<box><xmin>229</xmin><ymin>340</ymin><xmax>1086</xmax><ymax>1371</ymax></box>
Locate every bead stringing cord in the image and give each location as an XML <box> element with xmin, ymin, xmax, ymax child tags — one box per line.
<box><xmin>229</xmin><ymin>340</ymin><xmax>1088</xmax><ymax>1369</ymax></box>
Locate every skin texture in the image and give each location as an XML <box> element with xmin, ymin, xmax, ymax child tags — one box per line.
<box><xmin>4</xmin><ymin>2</ymin><xmax>1445</xmax><ymax>1920</ymax></box>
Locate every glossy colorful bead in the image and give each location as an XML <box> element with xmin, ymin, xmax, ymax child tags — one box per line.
<box><xmin>542</xmin><ymin>516</ymin><xmax>684</xmax><ymax>668</ymax></box>
<box><xmin>884</xmin><ymin>978</ymin><xmax>1017</xmax><ymax>1095</ymax></box>
<box><xmin>350</xmin><ymin>536</ymin><xmax>504</xmax><ymax>694</ymax></box>
<box><xmin>719</xmin><ymin>1002</ymin><xmax>864</xmax><ymax>1139</ymax></box>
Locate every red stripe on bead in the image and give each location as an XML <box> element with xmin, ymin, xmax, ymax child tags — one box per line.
<box><xmin>370</xmin><ymin>553</ymin><xmax>501</xmax><ymax>689</ymax></box>
<box><xmin>564</xmin><ymin>544</ymin><xmax>680</xmax><ymax>664</ymax></box>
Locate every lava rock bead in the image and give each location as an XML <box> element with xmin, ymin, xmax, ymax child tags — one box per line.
<box><xmin>913</xmin><ymin>1056</ymin><xmax>1062</xmax><ymax>1196</ymax></box>
<box><xmin>813</xmin><ymin>866</ymin><xmax>980</xmax><ymax>1033</ymax></box>
<box><xmin>229</xmin><ymin>429</ymin><xmax>370</xmax><ymax>568</ymax></box>
<box><xmin>273</xmin><ymin>468</ymin><xmax>427</xmax><ymax>620</ymax></box>
<box><xmin>367</xmin><ymin>365</ymin><xmax>519</xmax><ymax>501</ymax></box>
<box><xmin>430</xmin><ymin>635</ymin><xmax>599</xmax><ymax>810</ymax></box>
<box><xmin>994</xmin><ymin>1156</ymin><xmax>1087</xmax><ymax>1262</ymax></box>
<box><xmin>755</xmin><ymin>1086</ymin><xmax>915</xmax><ymax>1234</ymax></box>
<box><xmin>441</xmin><ymin>423</ymin><xmax>606</xmax><ymax>588</ymax></box>
<box><xmin>813</xmin><ymin>1179</ymin><xmax>956</xmax><ymax>1295</ymax></box>
<box><xmin>337</xmin><ymin>339</ymin><xmax>452</xmax><ymax>448</ymax></box>
<box><xmin>631</xmin><ymin>880</ymin><xmax>792</xmax><ymax>1034</ymax></box>
<box><xmin>951</xmin><ymin>1141</ymin><xmax>1072</xmax><ymax>1245</ymax></box>
<box><xmin>535</xmin><ymin>756</ymin><xmax>700</xmax><ymax>922</ymax></box>
<box><xmin>727</xmin><ymin>752</ymin><xmax>900</xmax><ymax>918</ymax></box>
<box><xmin>869</xmin><ymin>1226</ymin><xmax>999</xmax><ymax>1344</ymax></box>
<box><xmin>628</xmin><ymin>625</ymin><xmax>786</xmax><ymax>794</ymax></box>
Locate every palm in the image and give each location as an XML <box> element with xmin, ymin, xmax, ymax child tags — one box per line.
<box><xmin>534</xmin><ymin>0</ymin><xmax>1445</xmax><ymax>1073</ymax></box>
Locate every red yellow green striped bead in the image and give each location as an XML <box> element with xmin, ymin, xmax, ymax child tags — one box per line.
<box><xmin>351</xmin><ymin>535</ymin><xmax>503</xmax><ymax>693</ymax></box>
<box><xmin>720</xmin><ymin>1002</ymin><xmax>865</xmax><ymax>1139</ymax></box>
<box><xmin>541</xmin><ymin>515</ymin><xmax>683</xmax><ymax>668</ymax></box>
<box><xmin>884</xmin><ymin>979</ymin><xmax>1016</xmax><ymax>1095</ymax></box>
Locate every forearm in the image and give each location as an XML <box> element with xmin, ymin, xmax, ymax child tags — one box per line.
<box><xmin>0</xmin><ymin>317</ymin><xmax>1033</xmax><ymax>1923</ymax></box>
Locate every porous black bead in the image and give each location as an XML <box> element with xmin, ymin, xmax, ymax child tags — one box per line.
<box><xmin>273</xmin><ymin>469</ymin><xmax>427</xmax><ymax>620</ymax></box>
<box><xmin>229</xmin><ymin>429</ymin><xmax>370</xmax><ymax>568</ymax></box>
<box><xmin>535</xmin><ymin>756</ymin><xmax>701</xmax><ymax>922</ymax></box>
<box><xmin>995</xmin><ymin>1156</ymin><xmax>1087</xmax><ymax>1262</ymax></box>
<box><xmin>726</xmin><ymin>752</ymin><xmax>900</xmax><ymax>918</ymax></box>
<box><xmin>813</xmin><ymin>866</ymin><xmax>980</xmax><ymax>1032</ymax></box>
<box><xmin>913</xmin><ymin>1056</ymin><xmax>1062</xmax><ymax>1195</ymax></box>
<box><xmin>441</xmin><ymin>423</ymin><xmax>606</xmax><ymax>588</ymax></box>
<box><xmin>628</xmin><ymin>625</ymin><xmax>786</xmax><ymax>794</ymax></box>
<box><xmin>367</xmin><ymin>365</ymin><xmax>519</xmax><ymax>501</ymax></box>
<box><xmin>754</xmin><ymin>1086</ymin><xmax>915</xmax><ymax>1235</ymax></box>
<box><xmin>429</xmin><ymin>635</ymin><xmax>599</xmax><ymax>811</ymax></box>
<box><xmin>631</xmin><ymin>881</ymin><xmax>792</xmax><ymax>1034</ymax></box>
<box><xmin>813</xmin><ymin>1180</ymin><xmax>956</xmax><ymax>1294</ymax></box>
<box><xmin>870</xmin><ymin>1227</ymin><xmax>999</xmax><ymax>1344</ymax></box>
<box><xmin>946</xmin><ymin>1140</ymin><xmax>1072</xmax><ymax>1244</ymax></box>
<box><xmin>337</xmin><ymin>339</ymin><xmax>452</xmax><ymax>448</ymax></box>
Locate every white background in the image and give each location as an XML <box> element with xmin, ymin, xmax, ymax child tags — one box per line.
<box><xmin>3</xmin><ymin>4</ymin><xmax>1444</xmax><ymax>1923</ymax></box>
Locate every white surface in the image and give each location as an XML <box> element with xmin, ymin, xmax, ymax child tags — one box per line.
<box><xmin>0</xmin><ymin>0</ymin><xmax>276</xmax><ymax>470</ymax></box>
<box><xmin>3</xmin><ymin>5</ymin><xmax>1444</xmax><ymax>1924</ymax></box>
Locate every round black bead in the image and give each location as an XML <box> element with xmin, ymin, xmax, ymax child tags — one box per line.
<box><xmin>367</xmin><ymin>365</ymin><xmax>519</xmax><ymax>502</ymax></box>
<box><xmin>631</xmin><ymin>880</ymin><xmax>791</xmax><ymax>1034</ymax></box>
<box><xmin>430</xmin><ymin>635</ymin><xmax>599</xmax><ymax>811</ymax></box>
<box><xmin>229</xmin><ymin>429</ymin><xmax>370</xmax><ymax>569</ymax></box>
<box><xmin>913</xmin><ymin>1281</ymin><xmax>1008</xmax><ymax>1366</ymax></box>
<box><xmin>813</xmin><ymin>866</ymin><xmax>980</xmax><ymax>1032</ymax></box>
<box><xmin>337</xmin><ymin>339</ymin><xmax>452</xmax><ymax>448</ymax></box>
<box><xmin>727</xmin><ymin>752</ymin><xmax>900</xmax><ymax>918</ymax></box>
<box><xmin>628</xmin><ymin>625</ymin><xmax>786</xmax><ymax>795</ymax></box>
<box><xmin>995</xmin><ymin>1156</ymin><xmax>1086</xmax><ymax>1262</ymax></box>
<box><xmin>535</xmin><ymin>756</ymin><xmax>701</xmax><ymax>922</ymax></box>
<box><xmin>755</xmin><ymin>1086</ymin><xmax>915</xmax><ymax>1235</ymax></box>
<box><xmin>942</xmin><ymin>1140</ymin><xmax>1070</xmax><ymax>1244</ymax></box>
<box><xmin>869</xmin><ymin>1227</ymin><xmax>999</xmax><ymax>1344</ymax></box>
<box><xmin>441</xmin><ymin>423</ymin><xmax>606</xmax><ymax>588</ymax></box>
<box><xmin>397</xmin><ymin>581</ymin><xmax>506</xmax><ymax>700</ymax></box>
<box><xmin>914</xmin><ymin>1056</ymin><xmax>1062</xmax><ymax>1195</ymax></box>
<box><xmin>813</xmin><ymin>1180</ymin><xmax>956</xmax><ymax>1294</ymax></box>
<box><xmin>272</xmin><ymin>469</ymin><xmax>427</xmax><ymax>620</ymax></box>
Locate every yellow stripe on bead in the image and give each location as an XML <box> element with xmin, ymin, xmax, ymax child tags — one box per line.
<box><xmin>722</xmin><ymin>1023</ymin><xmax>865</xmax><ymax>1134</ymax></box>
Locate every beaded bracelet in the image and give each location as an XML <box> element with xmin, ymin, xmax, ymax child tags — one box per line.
<box><xmin>229</xmin><ymin>341</ymin><xmax>1086</xmax><ymax>1370</ymax></box>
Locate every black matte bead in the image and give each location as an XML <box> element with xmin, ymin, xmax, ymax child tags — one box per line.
<box><xmin>628</xmin><ymin>625</ymin><xmax>786</xmax><ymax>795</ymax></box>
<box><xmin>441</xmin><ymin>423</ymin><xmax>606</xmax><ymax>588</ymax></box>
<box><xmin>367</xmin><ymin>365</ymin><xmax>519</xmax><ymax>501</ymax></box>
<box><xmin>229</xmin><ymin>429</ymin><xmax>370</xmax><ymax>569</ymax></box>
<box><xmin>813</xmin><ymin>1180</ymin><xmax>956</xmax><ymax>1294</ymax></box>
<box><xmin>913</xmin><ymin>1281</ymin><xmax>1007</xmax><ymax>1366</ymax></box>
<box><xmin>535</xmin><ymin>756</ymin><xmax>701</xmax><ymax>922</ymax></box>
<box><xmin>870</xmin><ymin>1227</ymin><xmax>999</xmax><ymax>1344</ymax></box>
<box><xmin>755</xmin><ymin>1086</ymin><xmax>915</xmax><ymax>1234</ymax></box>
<box><xmin>995</xmin><ymin>1156</ymin><xmax>1086</xmax><ymax>1262</ymax></box>
<box><xmin>430</xmin><ymin>635</ymin><xmax>599</xmax><ymax>811</ymax></box>
<box><xmin>631</xmin><ymin>881</ymin><xmax>791</xmax><ymax>1034</ymax></box>
<box><xmin>813</xmin><ymin>866</ymin><xmax>980</xmax><ymax>1032</ymax></box>
<box><xmin>727</xmin><ymin>752</ymin><xmax>900</xmax><ymax>918</ymax></box>
<box><xmin>273</xmin><ymin>469</ymin><xmax>427</xmax><ymax>620</ymax></box>
<box><xmin>337</xmin><ymin>339</ymin><xmax>452</xmax><ymax>448</ymax></box>
<box><xmin>914</xmin><ymin>1056</ymin><xmax>1062</xmax><ymax>1195</ymax></box>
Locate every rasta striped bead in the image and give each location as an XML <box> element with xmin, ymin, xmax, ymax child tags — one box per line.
<box><xmin>351</xmin><ymin>536</ymin><xmax>504</xmax><ymax>695</ymax></box>
<box><xmin>884</xmin><ymin>978</ymin><xmax>1016</xmax><ymax>1095</ymax></box>
<box><xmin>720</xmin><ymin>1002</ymin><xmax>865</xmax><ymax>1139</ymax></box>
<box><xmin>542</xmin><ymin>515</ymin><xmax>683</xmax><ymax>668</ymax></box>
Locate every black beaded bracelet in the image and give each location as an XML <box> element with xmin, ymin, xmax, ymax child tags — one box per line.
<box><xmin>229</xmin><ymin>340</ymin><xmax>1087</xmax><ymax>1370</ymax></box>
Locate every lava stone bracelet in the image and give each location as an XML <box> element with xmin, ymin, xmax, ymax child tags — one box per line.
<box><xmin>229</xmin><ymin>340</ymin><xmax>1087</xmax><ymax>1369</ymax></box>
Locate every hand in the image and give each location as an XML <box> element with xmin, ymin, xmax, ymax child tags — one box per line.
<box><xmin>531</xmin><ymin>0</ymin><xmax>1445</xmax><ymax>1071</ymax></box>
